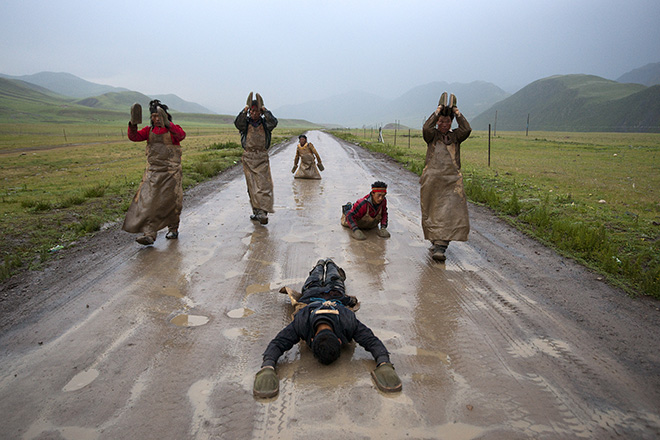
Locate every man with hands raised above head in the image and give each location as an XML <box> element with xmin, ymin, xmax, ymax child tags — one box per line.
<box><xmin>234</xmin><ymin>92</ymin><xmax>278</xmax><ymax>225</ymax></box>
<box><xmin>421</xmin><ymin>93</ymin><xmax>472</xmax><ymax>262</ymax></box>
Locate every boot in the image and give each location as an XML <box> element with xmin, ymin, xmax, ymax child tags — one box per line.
<box><xmin>431</xmin><ymin>243</ymin><xmax>447</xmax><ymax>262</ymax></box>
<box><xmin>438</xmin><ymin>92</ymin><xmax>448</xmax><ymax>107</ymax></box>
<box><xmin>136</xmin><ymin>232</ymin><xmax>156</xmax><ymax>246</ymax></box>
<box><xmin>448</xmin><ymin>94</ymin><xmax>457</xmax><ymax>108</ymax></box>
<box><xmin>257</xmin><ymin>210</ymin><xmax>268</xmax><ymax>225</ymax></box>
<box><xmin>166</xmin><ymin>228</ymin><xmax>178</xmax><ymax>239</ymax></box>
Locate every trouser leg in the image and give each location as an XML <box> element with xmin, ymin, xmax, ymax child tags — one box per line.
<box><xmin>324</xmin><ymin>260</ymin><xmax>346</xmax><ymax>296</ymax></box>
<box><xmin>303</xmin><ymin>262</ymin><xmax>325</xmax><ymax>291</ymax></box>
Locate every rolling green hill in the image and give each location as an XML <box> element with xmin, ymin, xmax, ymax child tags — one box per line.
<box><xmin>471</xmin><ymin>75</ymin><xmax>660</xmax><ymax>132</ymax></box>
<box><xmin>0</xmin><ymin>77</ymin><xmax>319</xmax><ymax>127</ymax></box>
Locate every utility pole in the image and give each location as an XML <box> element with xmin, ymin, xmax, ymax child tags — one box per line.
<box><xmin>526</xmin><ymin>113</ymin><xmax>530</xmax><ymax>136</ymax></box>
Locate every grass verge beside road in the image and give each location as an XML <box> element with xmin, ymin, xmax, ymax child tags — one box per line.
<box><xmin>331</xmin><ymin>128</ymin><xmax>660</xmax><ymax>298</ymax></box>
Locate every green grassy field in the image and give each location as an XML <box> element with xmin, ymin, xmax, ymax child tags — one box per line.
<box><xmin>332</xmin><ymin>128</ymin><xmax>660</xmax><ymax>298</ymax></box>
<box><xmin>0</xmin><ymin>122</ymin><xmax>302</xmax><ymax>280</ymax></box>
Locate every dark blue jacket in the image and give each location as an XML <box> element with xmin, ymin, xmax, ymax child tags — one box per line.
<box><xmin>261</xmin><ymin>303</ymin><xmax>390</xmax><ymax>367</ymax></box>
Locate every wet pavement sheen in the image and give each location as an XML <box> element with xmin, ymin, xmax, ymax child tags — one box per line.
<box><xmin>1</xmin><ymin>131</ymin><xmax>659</xmax><ymax>439</ymax></box>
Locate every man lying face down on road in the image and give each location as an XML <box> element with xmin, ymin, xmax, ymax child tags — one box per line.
<box><xmin>253</xmin><ymin>258</ymin><xmax>402</xmax><ymax>398</ymax></box>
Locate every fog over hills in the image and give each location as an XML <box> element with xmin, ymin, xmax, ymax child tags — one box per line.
<box><xmin>616</xmin><ymin>62</ymin><xmax>660</xmax><ymax>87</ymax></box>
<box><xmin>470</xmin><ymin>74</ymin><xmax>660</xmax><ymax>132</ymax></box>
<box><xmin>274</xmin><ymin>81</ymin><xmax>509</xmax><ymax>128</ymax></box>
<box><xmin>0</xmin><ymin>72</ymin><xmax>216</xmax><ymax>115</ymax></box>
<box><xmin>2</xmin><ymin>64</ymin><xmax>659</xmax><ymax>131</ymax></box>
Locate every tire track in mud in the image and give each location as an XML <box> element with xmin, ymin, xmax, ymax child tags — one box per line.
<box><xmin>446</xmin><ymin>242</ymin><xmax>660</xmax><ymax>437</ymax></box>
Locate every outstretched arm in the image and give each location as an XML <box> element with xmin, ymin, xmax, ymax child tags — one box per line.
<box><xmin>261</xmin><ymin>322</ymin><xmax>300</xmax><ymax>368</ymax></box>
<box><xmin>352</xmin><ymin>319</ymin><xmax>390</xmax><ymax>366</ymax></box>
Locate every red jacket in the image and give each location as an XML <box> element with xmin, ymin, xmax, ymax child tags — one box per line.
<box><xmin>128</xmin><ymin>123</ymin><xmax>186</xmax><ymax>145</ymax></box>
<box><xmin>345</xmin><ymin>193</ymin><xmax>388</xmax><ymax>231</ymax></box>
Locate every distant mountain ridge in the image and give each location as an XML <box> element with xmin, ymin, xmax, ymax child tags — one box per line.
<box><xmin>0</xmin><ymin>71</ymin><xmax>128</xmax><ymax>98</ymax></box>
<box><xmin>0</xmin><ymin>76</ymin><xmax>318</xmax><ymax>127</ymax></box>
<box><xmin>470</xmin><ymin>74</ymin><xmax>660</xmax><ymax>132</ymax></box>
<box><xmin>274</xmin><ymin>81</ymin><xmax>509</xmax><ymax>128</ymax></box>
<box><xmin>0</xmin><ymin>71</ymin><xmax>217</xmax><ymax>114</ymax></box>
<box><xmin>616</xmin><ymin>62</ymin><xmax>660</xmax><ymax>87</ymax></box>
<box><xmin>2</xmin><ymin>65</ymin><xmax>659</xmax><ymax>130</ymax></box>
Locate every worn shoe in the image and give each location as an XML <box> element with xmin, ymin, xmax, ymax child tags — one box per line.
<box><xmin>431</xmin><ymin>244</ymin><xmax>447</xmax><ymax>262</ymax></box>
<box><xmin>371</xmin><ymin>363</ymin><xmax>402</xmax><ymax>393</ymax></box>
<box><xmin>166</xmin><ymin>230</ymin><xmax>178</xmax><ymax>239</ymax></box>
<box><xmin>351</xmin><ymin>229</ymin><xmax>367</xmax><ymax>240</ymax></box>
<box><xmin>257</xmin><ymin>212</ymin><xmax>268</xmax><ymax>225</ymax></box>
<box><xmin>438</xmin><ymin>91</ymin><xmax>448</xmax><ymax>107</ymax></box>
<box><xmin>253</xmin><ymin>367</ymin><xmax>279</xmax><ymax>398</ymax></box>
<box><xmin>136</xmin><ymin>235</ymin><xmax>155</xmax><ymax>246</ymax></box>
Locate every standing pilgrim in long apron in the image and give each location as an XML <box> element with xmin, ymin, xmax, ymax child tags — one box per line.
<box><xmin>291</xmin><ymin>134</ymin><xmax>324</xmax><ymax>179</ymax></box>
<box><xmin>123</xmin><ymin>100</ymin><xmax>186</xmax><ymax>246</ymax></box>
<box><xmin>420</xmin><ymin>93</ymin><xmax>472</xmax><ymax>261</ymax></box>
<box><xmin>234</xmin><ymin>92</ymin><xmax>278</xmax><ymax>225</ymax></box>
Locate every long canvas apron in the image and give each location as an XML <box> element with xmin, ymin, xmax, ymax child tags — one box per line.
<box><xmin>420</xmin><ymin>138</ymin><xmax>469</xmax><ymax>242</ymax></box>
<box><xmin>341</xmin><ymin>207</ymin><xmax>382</xmax><ymax>230</ymax></box>
<box><xmin>294</xmin><ymin>144</ymin><xmax>321</xmax><ymax>179</ymax></box>
<box><xmin>242</xmin><ymin>123</ymin><xmax>274</xmax><ymax>213</ymax></box>
<box><xmin>122</xmin><ymin>130</ymin><xmax>183</xmax><ymax>234</ymax></box>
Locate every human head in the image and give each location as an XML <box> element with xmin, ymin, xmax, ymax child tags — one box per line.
<box><xmin>312</xmin><ymin>328</ymin><xmax>341</xmax><ymax>365</ymax></box>
<box><xmin>249</xmin><ymin>100</ymin><xmax>262</xmax><ymax>119</ymax></box>
<box><xmin>299</xmin><ymin>134</ymin><xmax>307</xmax><ymax>145</ymax></box>
<box><xmin>371</xmin><ymin>181</ymin><xmax>387</xmax><ymax>205</ymax></box>
<box><xmin>149</xmin><ymin>99</ymin><xmax>171</xmax><ymax>128</ymax></box>
<box><xmin>436</xmin><ymin>115</ymin><xmax>452</xmax><ymax>134</ymax></box>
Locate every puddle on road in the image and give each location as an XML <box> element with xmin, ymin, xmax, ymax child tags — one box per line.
<box><xmin>160</xmin><ymin>286</ymin><xmax>184</xmax><ymax>298</ymax></box>
<box><xmin>246</xmin><ymin>283</ymin><xmax>271</xmax><ymax>296</ymax></box>
<box><xmin>393</xmin><ymin>345</ymin><xmax>451</xmax><ymax>366</ymax></box>
<box><xmin>23</xmin><ymin>419</ymin><xmax>99</xmax><ymax>440</ymax></box>
<box><xmin>227</xmin><ymin>307</ymin><xmax>255</xmax><ymax>318</ymax></box>
<box><xmin>223</xmin><ymin>327</ymin><xmax>248</xmax><ymax>339</ymax></box>
<box><xmin>224</xmin><ymin>270</ymin><xmax>242</xmax><ymax>280</ymax></box>
<box><xmin>62</xmin><ymin>368</ymin><xmax>100</xmax><ymax>392</ymax></box>
<box><xmin>170</xmin><ymin>314</ymin><xmax>209</xmax><ymax>327</ymax></box>
<box><xmin>365</xmin><ymin>258</ymin><xmax>388</xmax><ymax>266</ymax></box>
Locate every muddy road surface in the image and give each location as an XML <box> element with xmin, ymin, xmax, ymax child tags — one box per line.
<box><xmin>1</xmin><ymin>131</ymin><xmax>659</xmax><ymax>440</ymax></box>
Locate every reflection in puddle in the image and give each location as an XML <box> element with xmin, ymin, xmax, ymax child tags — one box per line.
<box><xmin>246</xmin><ymin>283</ymin><xmax>270</xmax><ymax>295</ymax></box>
<box><xmin>227</xmin><ymin>307</ymin><xmax>255</xmax><ymax>318</ymax></box>
<box><xmin>223</xmin><ymin>327</ymin><xmax>248</xmax><ymax>339</ymax></box>
<box><xmin>170</xmin><ymin>314</ymin><xmax>209</xmax><ymax>327</ymax></box>
<box><xmin>23</xmin><ymin>419</ymin><xmax>99</xmax><ymax>440</ymax></box>
<box><xmin>160</xmin><ymin>287</ymin><xmax>184</xmax><ymax>298</ymax></box>
<box><xmin>63</xmin><ymin>368</ymin><xmax>100</xmax><ymax>392</ymax></box>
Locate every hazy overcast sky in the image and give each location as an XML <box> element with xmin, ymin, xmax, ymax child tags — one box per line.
<box><xmin>1</xmin><ymin>0</ymin><xmax>659</xmax><ymax>113</ymax></box>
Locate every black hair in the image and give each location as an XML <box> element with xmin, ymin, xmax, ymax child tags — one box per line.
<box><xmin>299</xmin><ymin>134</ymin><xmax>307</xmax><ymax>139</ymax></box>
<box><xmin>439</xmin><ymin>106</ymin><xmax>455</xmax><ymax>121</ymax></box>
<box><xmin>148</xmin><ymin>99</ymin><xmax>172</xmax><ymax>126</ymax></box>
<box><xmin>371</xmin><ymin>181</ymin><xmax>387</xmax><ymax>189</ymax></box>
<box><xmin>312</xmin><ymin>329</ymin><xmax>341</xmax><ymax>365</ymax></box>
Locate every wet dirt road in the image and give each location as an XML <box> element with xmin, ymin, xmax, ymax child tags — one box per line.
<box><xmin>1</xmin><ymin>131</ymin><xmax>659</xmax><ymax>440</ymax></box>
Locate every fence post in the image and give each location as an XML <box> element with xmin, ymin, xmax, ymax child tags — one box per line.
<box><xmin>408</xmin><ymin>129</ymin><xmax>411</xmax><ymax>148</ymax></box>
<box><xmin>488</xmin><ymin>124</ymin><xmax>491</xmax><ymax>167</ymax></box>
<box><xmin>526</xmin><ymin>113</ymin><xmax>530</xmax><ymax>136</ymax></box>
<box><xmin>63</xmin><ymin>129</ymin><xmax>67</xmax><ymax>143</ymax></box>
